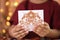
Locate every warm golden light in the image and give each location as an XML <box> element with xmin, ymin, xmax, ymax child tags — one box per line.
<box><xmin>0</xmin><ymin>9</ymin><xmax>4</xmax><ymax>13</ymax></box>
<box><xmin>5</xmin><ymin>1</ymin><xmax>10</xmax><ymax>6</ymax></box>
<box><xmin>8</xmin><ymin>12</ymin><xmax>13</xmax><ymax>16</ymax></box>
<box><xmin>2</xmin><ymin>29</ymin><xmax>6</xmax><ymax>33</ymax></box>
<box><xmin>6</xmin><ymin>21</ymin><xmax>10</xmax><ymax>26</ymax></box>
<box><xmin>7</xmin><ymin>16</ymin><xmax>10</xmax><ymax>21</ymax></box>
<box><xmin>13</xmin><ymin>2</ymin><xmax>18</xmax><ymax>7</ymax></box>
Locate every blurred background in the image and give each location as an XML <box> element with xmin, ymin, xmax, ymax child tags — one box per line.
<box><xmin>0</xmin><ymin>0</ymin><xmax>60</xmax><ymax>40</ymax></box>
<box><xmin>0</xmin><ymin>0</ymin><xmax>23</xmax><ymax>40</ymax></box>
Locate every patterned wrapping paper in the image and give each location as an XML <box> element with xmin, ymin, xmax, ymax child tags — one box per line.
<box><xmin>18</xmin><ymin>10</ymin><xmax>44</xmax><ymax>31</ymax></box>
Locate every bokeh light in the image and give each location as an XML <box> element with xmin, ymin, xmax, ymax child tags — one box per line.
<box><xmin>0</xmin><ymin>9</ymin><xmax>4</xmax><ymax>13</ymax></box>
<box><xmin>6</xmin><ymin>21</ymin><xmax>10</xmax><ymax>26</ymax></box>
<box><xmin>13</xmin><ymin>1</ymin><xmax>18</xmax><ymax>7</ymax></box>
<box><xmin>5</xmin><ymin>1</ymin><xmax>10</xmax><ymax>6</ymax></box>
<box><xmin>6</xmin><ymin>16</ymin><xmax>10</xmax><ymax>21</ymax></box>
<box><xmin>2</xmin><ymin>29</ymin><xmax>6</xmax><ymax>34</ymax></box>
<box><xmin>8</xmin><ymin>12</ymin><xmax>13</xmax><ymax>16</ymax></box>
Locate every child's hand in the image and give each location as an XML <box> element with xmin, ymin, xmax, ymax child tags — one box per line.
<box><xmin>8</xmin><ymin>25</ymin><xmax>29</xmax><ymax>39</ymax></box>
<box><xmin>33</xmin><ymin>22</ymin><xmax>50</xmax><ymax>37</ymax></box>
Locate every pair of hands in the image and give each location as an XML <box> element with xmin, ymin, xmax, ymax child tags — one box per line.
<box><xmin>8</xmin><ymin>22</ymin><xmax>51</xmax><ymax>39</ymax></box>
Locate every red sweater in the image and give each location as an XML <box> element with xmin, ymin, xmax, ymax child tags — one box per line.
<box><xmin>10</xmin><ymin>0</ymin><xmax>60</xmax><ymax>39</ymax></box>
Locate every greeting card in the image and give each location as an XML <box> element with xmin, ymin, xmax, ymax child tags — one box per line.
<box><xmin>18</xmin><ymin>10</ymin><xmax>44</xmax><ymax>31</ymax></box>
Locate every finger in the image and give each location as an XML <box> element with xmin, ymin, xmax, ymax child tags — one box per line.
<box><xmin>37</xmin><ymin>28</ymin><xmax>50</xmax><ymax>37</ymax></box>
<box><xmin>14</xmin><ymin>28</ymin><xmax>24</xmax><ymax>33</ymax></box>
<box><xmin>37</xmin><ymin>26</ymin><xmax>50</xmax><ymax>34</ymax></box>
<box><xmin>13</xmin><ymin>25</ymin><xmax>25</xmax><ymax>32</ymax></box>
<box><xmin>19</xmin><ymin>33</ymin><xmax>26</xmax><ymax>39</ymax></box>
<box><xmin>9</xmin><ymin>25</ymin><xmax>23</xmax><ymax>36</ymax></box>
<box><xmin>43</xmin><ymin>22</ymin><xmax>50</xmax><ymax>29</ymax></box>
<box><xmin>35</xmin><ymin>30</ymin><xmax>47</xmax><ymax>37</ymax></box>
<box><xmin>34</xmin><ymin>24</ymin><xmax>49</xmax><ymax>32</ymax></box>
<box><xmin>39</xmin><ymin>31</ymin><xmax>49</xmax><ymax>37</ymax></box>
<box><xmin>14</xmin><ymin>29</ymin><xmax>28</xmax><ymax>36</ymax></box>
<box><xmin>34</xmin><ymin>27</ymin><xmax>48</xmax><ymax>33</ymax></box>
<box><xmin>8</xmin><ymin>25</ymin><xmax>15</xmax><ymax>34</ymax></box>
<box><xmin>8</xmin><ymin>25</ymin><xmax>15</xmax><ymax>30</ymax></box>
<box><xmin>35</xmin><ymin>27</ymin><xmax>41</xmax><ymax>32</ymax></box>
<box><xmin>14</xmin><ymin>26</ymin><xmax>28</xmax><ymax>33</ymax></box>
<box><xmin>38</xmin><ymin>22</ymin><xmax>50</xmax><ymax>30</ymax></box>
<box><xmin>19</xmin><ymin>31</ymin><xmax>28</xmax><ymax>38</ymax></box>
<box><xmin>15</xmin><ymin>31</ymin><xmax>28</xmax><ymax>38</ymax></box>
<box><xmin>10</xmin><ymin>25</ymin><xmax>19</xmax><ymax>32</ymax></box>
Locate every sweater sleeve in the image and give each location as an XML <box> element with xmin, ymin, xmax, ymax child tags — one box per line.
<box><xmin>52</xmin><ymin>2</ymin><xmax>60</xmax><ymax>30</ymax></box>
